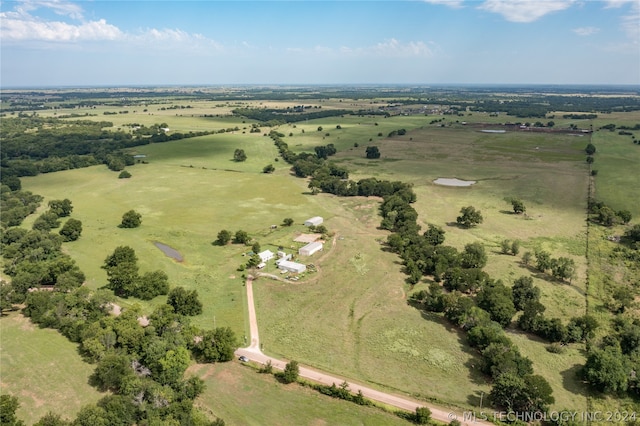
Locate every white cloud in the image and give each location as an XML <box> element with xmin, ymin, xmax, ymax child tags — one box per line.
<box><xmin>619</xmin><ymin>1</ymin><xmax>640</xmax><ymax>41</ymax></box>
<box><xmin>573</xmin><ymin>26</ymin><xmax>600</xmax><ymax>36</ymax></box>
<box><xmin>423</xmin><ymin>0</ymin><xmax>465</xmax><ymax>8</ymax></box>
<box><xmin>288</xmin><ymin>39</ymin><xmax>435</xmax><ymax>58</ymax></box>
<box><xmin>478</xmin><ymin>0</ymin><xmax>575</xmax><ymax>23</ymax></box>
<box><xmin>0</xmin><ymin>16</ymin><xmax>122</xmax><ymax>41</ymax></box>
<box><xmin>19</xmin><ymin>0</ymin><xmax>85</xmax><ymax>19</ymax></box>
<box><xmin>370</xmin><ymin>39</ymin><xmax>434</xmax><ymax>57</ymax></box>
<box><xmin>0</xmin><ymin>1</ymin><xmax>225</xmax><ymax>52</ymax></box>
<box><xmin>603</xmin><ymin>0</ymin><xmax>637</xmax><ymax>8</ymax></box>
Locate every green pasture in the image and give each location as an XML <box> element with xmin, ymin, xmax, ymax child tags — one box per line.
<box><xmin>505</xmin><ymin>331</ymin><xmax>587</xmax><ymax>412</ymax></box>
<box><xmin>255</xmin><ymin>194</ymin><xmax>491</xmax><ymax>409</ymax></box>
<box><xmin>21</xmin><ymin>135</ymin><xmax>330</xmax><ymax>334</ymax></box>
<box><xmin>0</xmin><ymin>312</ymin><xmax>105</xmax><ymax>424</ymax></box>
<box><xmin>590</xmin><ymin>130</ymin><xmax>640</xmax><ymax>216</ymax></box>
<box><xmin>190</xmin><ymin>362</ymin><xmax>410</xmax><ymax>426</ymax></box>
<box><xmin>13</xmin><ymin>101</ymin><xmax>639</xmax><ymax>418</ymax></box>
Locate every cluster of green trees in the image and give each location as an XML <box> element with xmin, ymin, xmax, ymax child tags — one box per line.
<box><xmin>20</xmin><ymin>285</ymin><xmax>230</xmax><ymax>424</ymax></box>
<box><xmin>525</xmin><ymin>249</ymin><xmax>577</xmax><ymax>282</ymax></box>
<box><xmin>582</xmin><ymin>316</ymin><xmax>640</xmax><ymax>396</ymax></box>
<box><xmin>102</xmin><ymin>246</ymin><xmax>169</xmax><ymax>300</ymax></box>
<box><xmin>589</xmin><ymin>200</ymin><xmax>632</xmax><ymax>227</ymax></box>
<box><xmin>0</xmin><ymin>116</ymin><xmax>216</xmax><ymax>179</ymax></box>
<box><xmin>0</xmin><ymin>184</ymin><xmax>43</xmax><ymax>227</ymax></box>
<box><xmin>410</xmin><ymin>282</ymin><xmax>554</xmax><ymax>414</ymax></box>
<box><xmin>214</xmin><ymin>229</ymin><xmax>251</xmax><ymax>246</ymax></box>
<box><xmin>1</xmin><ymin>184</ymin><xmax>231</xmax><ymax>424</ymax></box>
<box><xmin>511</xmin><ymin>276</ymin><xmax>598</xmax><ymax>343</ymax></box>
<box><xmin>1</xmin><ymin>191</ymin><xmax>85</xmax><ymax>310</ymax></box>
<box><xmin>233</xmin><ymin>107</ymin><xmax>349</xmax><ymax>124</ymax></box>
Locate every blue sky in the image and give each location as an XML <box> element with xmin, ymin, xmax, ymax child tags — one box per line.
<box><xmin>1</xmin><ymin>0</ymin><xmax>638</xmax><ymax>87</ymax></box>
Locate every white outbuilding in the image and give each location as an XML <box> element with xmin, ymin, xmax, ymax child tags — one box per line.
<box><xmin>277</xmin><ymin>260</ymin><xmax>306</xmax><ymax>274</ymax></box>
<box><xmin>299</xmin><ymin>241</ymin><xmax>323</xmax><ymax>256</ymax></box>
<box><xmin>304</xmin><ymin>216</ymin><xmax>323</xmax><ymax>227</ymax></box>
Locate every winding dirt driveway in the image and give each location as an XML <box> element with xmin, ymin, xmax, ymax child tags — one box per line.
<box><xmin>235</xmin><ymin>277</ymin><xmax>488</xmax><ymax>426</ymax></box>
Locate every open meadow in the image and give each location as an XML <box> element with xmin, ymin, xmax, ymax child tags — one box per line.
<box><xmin>0</xmin><ymin>312</ymin><xmax>106</xmax><ymax>424</ymax></box>
<box><xmin>9</xmin><ymin>91</ymin><xmax>640</xmax><ymax>421</ymax></box>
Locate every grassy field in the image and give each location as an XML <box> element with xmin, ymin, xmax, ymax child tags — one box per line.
<box><xmin>190</xmin><ymin>362</ymin><xmax>411</xmax><ymax>426</ymax></box>
<box><xmin>21</xmin><ymin>132</ymin><xmax>329</xmax><ymax>334</ymax></box>
<box><xmin>255</xmin><ymin>194</ymin><xmax>492</xmax><ymax>409</ymax></box>
<box><xmin>0</xmin><ymin>312</ymin><xmax>106</xmax><ymax>424</ymax></box>
<box><xmin>14</xmin><ymin>103</ymin><xmax>638</xmax><ymax>418</ymax></box>
<box><xmin>590</xmin><ymin>130</ymin><xmax>640</xmax><ymax>216</ymax></box>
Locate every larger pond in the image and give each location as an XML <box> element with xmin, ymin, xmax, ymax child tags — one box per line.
<box><xmin>153</xmin><ymin>241</ymin><xmax>184</xmax><ymax>262</ymax></box>
<box><xmin>433</xmin><ymin>178</ymin><xmax>477</xmax><ymax>187</ymax></box>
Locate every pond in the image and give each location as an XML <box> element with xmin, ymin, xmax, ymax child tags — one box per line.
<box><xmin>433</xmin><ymin>178</ymin><xmax>477</xmax><ymax>187</ymax></box>
<box><xmin>153</xmin><ymin>241</ymin><xmax>183</xmax><ymax>262</ymax></box>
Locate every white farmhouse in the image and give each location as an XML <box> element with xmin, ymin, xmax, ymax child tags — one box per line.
<box><xmin>304</xmin><ymin>216</ymin><xmax>323</xmax><ymax>227</ymax></box>
<box><xmin>299</xmin><ymin>241</ymin><xmax>323</xmax><ymax>256</ymax></box>
<box><xmin>258</xmin><ymin>250</ymin><xmax>275</xmax><ymax>263</ymax></box>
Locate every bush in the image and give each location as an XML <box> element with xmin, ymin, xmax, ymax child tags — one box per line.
<box><xmin>118</xmin><ymin>170</ymin><xmax>131</xmax><ymax>179</ymax></box>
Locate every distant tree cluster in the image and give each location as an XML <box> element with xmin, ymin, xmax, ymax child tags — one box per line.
<box><xmin>214</xmin><ymin>229</ymin><xmax>252</xmax><ymax>246</ymax></box>
<box><xmin>102</xmin><ymin>246</ymin><xmax>169</xmax><ymax>299</ymax></box>
<box><xmin>120</xmin><ymin>210</ymin><xmax>142</xmax><ymax>228</ymax></box>
<box><xmin>588</xmin><ymin>200</ymin><xmax>632</xmax><ymax>227</ymax></box>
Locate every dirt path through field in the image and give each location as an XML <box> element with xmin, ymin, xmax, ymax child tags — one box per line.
<box><xmin>236</xmin><ymin>275</ymin><xmax>488</xmax><ymax>426</ymax></box>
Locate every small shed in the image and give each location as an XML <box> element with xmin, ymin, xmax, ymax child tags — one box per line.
<box><xmin>277</xmin><ymin>260</ymin><xmax>306</xmax><ymax>274</ymax></box>
<box><xmin>304</xmin><ymin>216</ymin><xmax>324</xmax><ymax>227</ymax></box>
<box><xmin>299</xmin><ymin>241</ymin><xmax>323</xmax><ymax>256</ymax></box>
<box><xmin>258</xmin><ymin>250</ymin><xmax>275</xmax><ymax>263</ymax></box>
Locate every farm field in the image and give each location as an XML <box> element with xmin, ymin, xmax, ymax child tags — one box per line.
<box><xmin>0</xmin><ymin>312</ymin><xmax>106</xmax><ymax>424</ymax></box>
<box><xmin>5</xmin><ymin>88</ymin><xmax>640</xmax><ymax>423</ymax></box>
<box><xmin>18</xmin><ymin>110</ymin><xmax>592</xmax><ymax>412</ymax></box>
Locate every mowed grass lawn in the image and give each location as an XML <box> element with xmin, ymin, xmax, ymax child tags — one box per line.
<box><xmin>0</xmin><ymin>312</ymin><xmax>106</xmax><ymax>424</ymax></box>
<box><xmin>190</xmin><ymin>363</ymin><xmax>410</xmax><ymax>426</ymax></box>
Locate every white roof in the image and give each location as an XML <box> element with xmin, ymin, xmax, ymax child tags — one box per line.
<box><xmin>258</xmin><ymin>250</ymin><xmax>275</xmax><ymax>262</ymax></box>
<box><xmin>301</xmin><ymin>241</ymin><xmax>323</xmax><ymax>250</ymax></box>
<box><xmin>278</xmin><ymin>260</ymin><xmax>306</xmax><ymax>271</ymax></box>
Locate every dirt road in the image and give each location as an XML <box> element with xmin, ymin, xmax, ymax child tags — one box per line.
<box><xmin>236</xmin><ymin>277</ymin><xmax>488</xmax><ymax>426</ymax></box>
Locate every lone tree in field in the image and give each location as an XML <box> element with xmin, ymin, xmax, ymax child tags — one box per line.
<box><xmin>48</xmin><ymin>199</ymin><xmax>73</xmax><ymax>217</ymax></box>
<box><xmin>59</xmin><ymin>218</ymin><xmax>83</xmax><ymax>241</ymax></box>
<box><xmin>282</xmin><ymin>218</ymin><xmax>294</xmax><ymax>226</ymax></box>
<box><xmin>585</xmin><ymin>143</ymin><xmax>596</xmax><ymax>155</ymax></box>
<box><xmin>120</xmin><ymin>210</ymin><xmax>142</xmax><ymax>228</ymax></box>
<box><xmin>233</xmin><ymin>230</ymin><xmax>250</xmax><ymax>244</ymax></box>
<box><xmin>262</xmin><ymin>164</ymin><xmax>275</xmax><ymax>173</ymax></box>
<box><xmin>233</xmin><ymin>148</ymin><xmax>247</xmax><ymax>162</ymax></box>
<box><xmin>456</xmin><ymin>206</ymin><xmax>483</xmax><ymax>228</ymax></box>
<box><xmin>510</xmin><ymin>198</ymin><xmax>526</xmax><ymax>214</ymax></box>
<box><xmin>215</xmin><ymin>229</ymin><xmax>232</xmax><ymax>246</ymax></box>
<box><xmin>365</xmin><ymin>146</ymin><xmax>381</xmax><ymax>159</ymax></box>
